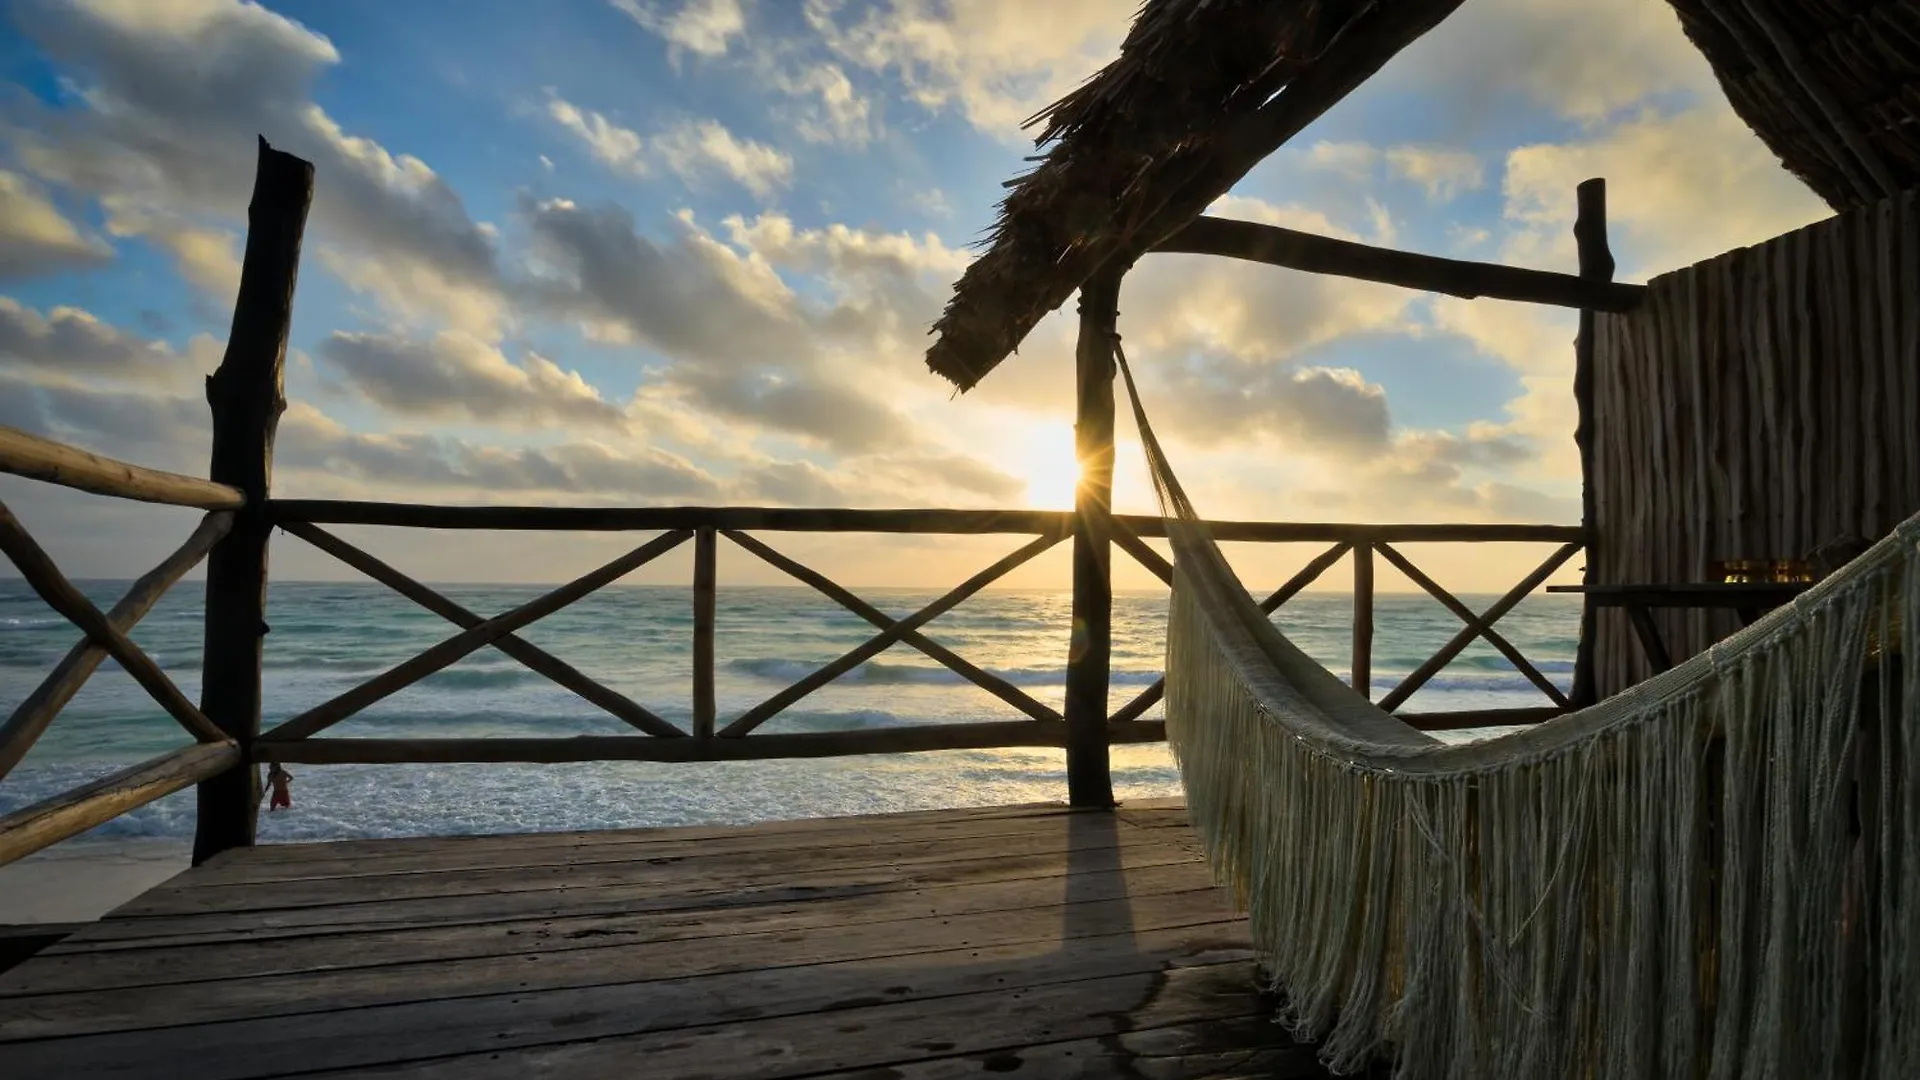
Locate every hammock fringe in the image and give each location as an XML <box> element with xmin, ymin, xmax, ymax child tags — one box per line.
<box><xmin>1117</xmin><ymin>336</ymin><xmax>1920</xmax><ymax>1079</ymax></box>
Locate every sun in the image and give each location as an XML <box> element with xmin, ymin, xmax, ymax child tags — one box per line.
<box><xmin>1017</xmin><ymin>421</ymin><xmax>1082</xmax><ymax>510</ymax></box>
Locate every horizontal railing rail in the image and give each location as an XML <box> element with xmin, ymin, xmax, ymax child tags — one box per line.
<box><xmin>0</xmin><ymin>425</ymin><xmax>244</xmax><ymax>510</ymax></box>
<box><xmin>254</xmin><ymin>499</ymin><xmax>1583</xmax><ymax>769</ymax></box>
<box><xmin>269</xmin><ymin>499</ymin><xmax>1586</xmax><ymax>544</ymax></box>
<box><xmin>0</xmin><ymin>431</ymin><xmax>245</xmax><ymax>867</ymax></box>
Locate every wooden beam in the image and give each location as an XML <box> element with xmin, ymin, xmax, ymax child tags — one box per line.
<box><xmin>0</xmin><ymin>511</ymin><xmax>232</xmax><ymax>782</ymax></box>
<box><xmin>279</xmin><ymin>522</ymin><xmax>683</xmax><ymax>738</ymax></box>
<box><xmin>262</xmin><ymin>531</ymin><xmax>692</xmax><ymax>743</ymax></box>
<box><xmin>194</xmin><ymin>137</ymin><xmax>314</xmax><ymax>865</ymax></box>
<box><xmin>1110</xmin><ymin>518</ymin><xmax>1174</xmax><ymax>586</ymax></box>
<box><xmin>0</xmin><ymin>426</ymin><xmax>244</xmax><ymax>509</ymax></box>
<box><xmin>691</xmin><ymin>527</ymin><xmax>717</xmax><ymax>739</ymax></box>
<box><xmin>1065</xmin><ymin>268</ymin><xmax>1122</xmax><ymax>808</ymax></box>
<box><xmin>270</xmin><ymin>500</ymin><xmax>1583</xmax><ymax>545</ymax></box>
<box><xmin>1108</xmin><ymin>681</ymin><xmax>1164</xmax><ymax>725</ymax></box>
<box><xmin>1118</xmin><ymin>0</ymin><xmax>1472</xmax><ymax>271</ymax></box>
<box><xmin>1378</xmin><ymin>541</ymin><xmax>1583</xmax><ymax>712</ymax></box>
<box><xmin>722</xmin><ymin>530</ymin><xmax>1061</xmax><ymax>723</ymax></box>
<box><xmin>1569</xmin><ymin>177</ymin><xmax>1614</xmax><ymax>711</ymax></box>
<box><xmin>1260</xmin><ymin>542</ymin><xmax>1353</xmax><ymax>614</ymax></box>
<box><xmin>257</xmin><ymin>721</ymin><xmax>1166</xmax><ymax>765</ymax></box>
<box><xmin>1376</xmin><ymin>541</ymin><xmax>1571</xmax><ymax>708</ymax></box>
<box><xmin>0</xmin><ymin>501</ymin><xmax>226</xmax><ymax>745</ymax></box>
<box><xmin>720</xmin><ymin>527</ymin><xmax>1069</xmax><ymax>737</ymax></box>
<box><xmin>0</xmin><ymin>743</ymin><xmax>238</xmax><ymax>867</ymax></box>
<box><xmin>1153</xmin><ymin>216</ymin><xmax>1645</xmax><ymax>312</ymax></box>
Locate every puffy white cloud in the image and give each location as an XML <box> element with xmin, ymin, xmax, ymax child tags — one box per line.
<box><xmin>1389</xmin><ymin>0</ymin><xmax>1718</xmax><ymax>124</ymax></box>
<box><xmin>9</xmin><ymin>0</ymin><xmax>503</xmax><ymax>331</ymax></box>
<box><xmin>317</xmin><ymin>331</ymin><xmax>627</xmax><ymax>430</ymax></box>
<box><xmin>99</xmin><ymin>200</ymin><xmax>243</xmax><ymax>299</ymax></box>
<box><xmin>611</xmin><ymin>0</ymin><xmax>749</xmax><ymax>60</ymax></box>
<box><xmin>1499</xmin><ymin>103</ymin><xmax>1830</xmax><ymax>275</ymax></box>
<box><xmin>1298</xmin><ymin>142</ymin><xmax>1484</xmax><ymax>204</ymax></box>
<box><xmin>0</xmin><ymin>169</ymin><xmax>112</xmax><ymax>278</ymax></box>
<box><xmin>0</xmin><ymin>296</ymin><xmax>201</xmax><ymax>388</ymax></box>
<box><xmin>544</xmin><ymin>92</ymin><xmax>793</xmax><ymax>198</ymax></box>
<box><xmin>1384</xmin><ymin>145</ymin><xmax>1485</xmax><ymax>203</ymax></box>
<box><xmin>652</xmin><ymin>119</ymin><xmax>793</xmax><ymax>198</ymax></box>
<box><xmin>802</xmin><ymin>0</ymin><xmax>1129</xmax><ymax>138</ymax></box>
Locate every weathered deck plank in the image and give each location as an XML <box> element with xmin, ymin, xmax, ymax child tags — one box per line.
<box><xmin>0</xmin><ymin>800</ymin><xmax>1347</xmax><ymax>1079</ymax></box>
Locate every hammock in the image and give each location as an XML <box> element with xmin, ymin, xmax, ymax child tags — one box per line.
<box><xmin>1113</xmin><ymin>340</ymin><xmax>1920</xmax><ymax>1079</ymax></box>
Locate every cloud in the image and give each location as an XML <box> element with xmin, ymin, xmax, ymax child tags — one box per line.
<box><xmin>280</xmin><ymin>403</ymin><xmax>724</xmax><ymax>500</ymax></box>
<box><xmin>0</xmin><ymin>169</ymin><xmax>112</xmax><ymax>277</ymax></box>
<box><xmin>1151</xmin><ymin>359</ymin><xmax>1393</xmax><ymax>455</ymax></box>
<box><xmin>1384</xmin><ymin>146</ymin><xmax>1484</xmax><ymax>203</ymax></box>
<box><xmin>803</xmin><ymin>0</ymin><xmax>1129</xmax><ymax>138</ymax></box>
<box><xmin>1390</xmin><ymin>0</ymin><xmax>1719</xmax><ymax>124</ymax></box>
<box><xmin>611</xmin><ymin>0</ymin><xmax>748</xmax><ymax>60</ymax></box>
<box><xmin>1499</xmin><ymin>104</ymin><xmax>1830</xmax><ymax>275</ymax></box>
<box><xmin>100</xmin><ymin>200</ymin><xmax>243</xmax><ymax>298</ymax></box>
<box><xmin>317</xmin><ymin>331</ymin><xmax>627</xmax><ymax>429</ymax></box>
<box><xmin>758</xmin><ymin>60</ymin><xmax>876</xmax><ymax>145</ymax></box>
<box><xmin>1298</xmin><ymin>142</ymin><xmax>1484</xmax><ymax>204</ymax></box>
<box><xmin>653</xmin><ymin>119</ymin><xmax>793</xmax><ymax>198</ymax></box>
<box><xmin>517</xmin><ymin>198</ymin><xmax>947</xmax><ymax>451</ymax></box>
<box><xmin>545</xmin><ymin>94</ymin><xmax>647</xmax><ymax>173</ymax></box>
<box><xmin>10</xmin><ymin>0</ymin><xmax>503</xmax><ymax>331</ymax></box>
<box><xmin>543</xmin><ymin>92</ymin><xmax>793</xmax><ymax>197</ymax></box>
<box><xmin>0</xmin><ymin>296</ymin><xmax>194</xmax><ymax>387</ymax></box>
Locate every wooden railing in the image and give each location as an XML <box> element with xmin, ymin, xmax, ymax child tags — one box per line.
<box><xmin>0</xmin><ymin>433</ymin><xmax>1584</xmax><ymax>868</ymax></box>
<box><xmin>248</xmin><ymin>501</ymin><xmax>1583</xmax><ymax>764</ymax></box>
<box><xmin>0</xmin><ymin>428</ymin><xmax>247</xmax><ymax>865</ymax></box>
<box><xmin>0</xmin><ymin>138</ymin><xmax>1589</xmax><ymax>869</ymax></box>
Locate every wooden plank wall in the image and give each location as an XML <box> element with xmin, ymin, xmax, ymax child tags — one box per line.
<box><xmin>1590</xmin><ymin>187</ymin><xmax>1920</xmax><ymax>698</ymax></box>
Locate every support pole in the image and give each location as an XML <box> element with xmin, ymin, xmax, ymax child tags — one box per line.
<box><xmin>691</xmin><ymin>527</ymin><xmax>717</xmax><ymax>739</ymax></box>
<box><xmin>1065</xmin><ymin>268</ymin><xmax>1121</xmax><ymax>808</ymax></box>
<box><xmin>1569</xmin><ymin>177</ymin><xmax>1613</xmax><ymax>709</ymax></box>
<box><xmin>192</xmin><ymin>137</ymin><xmax>313</xmax><ymax>864</ymax></box>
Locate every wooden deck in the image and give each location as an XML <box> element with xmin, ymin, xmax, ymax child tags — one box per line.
<box><xmin>0</xmin><ymin>799</ymin><xmax>1349</xmax><ymax>1078</ymax></box>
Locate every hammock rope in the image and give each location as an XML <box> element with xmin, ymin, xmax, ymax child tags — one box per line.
<box><xmin>1110</xmin><ymin>335</ymin><xmax>1919</xmax><ymax>1079</ymax></box>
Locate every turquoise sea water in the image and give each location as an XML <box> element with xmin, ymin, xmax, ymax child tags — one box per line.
<box><xmin>0</xmin><ymin>581</ymin><xmax>1580</xmax><ymax>841</ymax></box>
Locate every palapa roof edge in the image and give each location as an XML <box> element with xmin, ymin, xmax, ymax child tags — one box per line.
<box><xmin>928</xmin><ymin>0</ymin><xmax>1920</xmax><ymax>392</ymax></box>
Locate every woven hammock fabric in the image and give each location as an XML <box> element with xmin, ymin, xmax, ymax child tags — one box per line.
<box><xmin>1114</xmin><ymin>341</ymin><xmax>1920</xmax><ymax>1079</ymax></box>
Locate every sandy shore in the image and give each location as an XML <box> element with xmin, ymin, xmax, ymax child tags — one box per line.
<box><xmin>0</xmin><ymin>838</ymin><xmax>193</xmax><ymax>924</ymax></box>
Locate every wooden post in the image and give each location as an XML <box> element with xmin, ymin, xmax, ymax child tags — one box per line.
<box><xmin>1569</xmin><ymin>178</ymin><xmax>1613</xmax><ymax>709</ymax></box>
<box><xmin>1352</xmin><ymin>543</ymin><xmax>1374</xmax><ymax>698</ymax></box>
<box><xmin>1064</xmin><ymin>268</ymin><xmax>1121</xmax><ymax>808</ymax></box>
<box><xmin>192</xmin><ymin>137</ymin><xmax>313</xmax><ymax>864</ymax></box>
<box><xmin>692</xmin><ymin>527</ymin><xmax>717</xmax><ymax>739</ymax></box>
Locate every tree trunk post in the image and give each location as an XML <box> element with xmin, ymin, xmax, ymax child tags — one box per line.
<box><xmin>692</xmin><ymin>527</ymin><xmax>718</xmax><ymax>739</ymax></box>
<box><xmin>192</xmin><ymin>137</ymin><xmax>314</xmax><ymax>864</ymax></box>
<box><xmin>1570</xmin><ymin>177</ymin><xmax>1614</xmax><ymax>709</ymax></box>
<box><xmin>1065</xmin><ymin>267</ymin><xmax>1122</xmax><ymax>808</ymax></box>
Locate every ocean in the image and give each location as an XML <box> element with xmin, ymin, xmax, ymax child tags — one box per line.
<box><xmin>0</xmin><ymin>581</ymin><xmax>1581</xmax><ymax>842</ymax></box>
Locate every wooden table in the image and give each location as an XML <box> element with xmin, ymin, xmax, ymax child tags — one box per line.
<box><xmin>1547</xmin><ymin>582</ymin><xmax>1811</xmax><ymax>674</ymax></box>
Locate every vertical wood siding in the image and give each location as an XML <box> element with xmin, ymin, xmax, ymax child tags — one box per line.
<box><xmin>1591</xmin><ymin>188</ymin><xmax>1920</xmax><ymax>697</ymax></box>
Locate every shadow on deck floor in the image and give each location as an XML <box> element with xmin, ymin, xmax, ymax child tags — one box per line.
<box><xmin>0</xmin><ymin>798</ymin><xmax>1362</xmax><ymax>1078</ymax></box>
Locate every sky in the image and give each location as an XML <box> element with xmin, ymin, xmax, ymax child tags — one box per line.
<box><xmin>0</xmin><ymin>0</ymin><xmax>1833</xmax><ymax>594</ymax></box>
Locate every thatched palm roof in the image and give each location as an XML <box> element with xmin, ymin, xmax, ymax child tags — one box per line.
<box><xmin>927</xmin><ymin>0</ymin><xmax>1920</xmax><ymax>392</ymax></box>
<box><xmin>925</xmin><ymin>0</ymin><xmax>1468</xmax><ymax>392</ymax></box>
<box><xmin>1667</xmin><ymin>0</ymin><xmax>1920</xmax><ymax>210</ymax></box>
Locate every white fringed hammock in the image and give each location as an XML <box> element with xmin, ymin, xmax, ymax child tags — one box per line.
<box><xmin>1114</xmin><ymin>341</ymin><xmax>1919</xmax><ymax>1079</ymax></box>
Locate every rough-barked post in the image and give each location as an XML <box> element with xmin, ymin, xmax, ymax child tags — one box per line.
<box><xmin>193</xmin><ymin>137</ymin><xmax>314</xmax><ymax>864</ymax></box>
<box><xmin>1569</xmin><ymin>177</ymin><xmax>1613</xmax><ymax>710</ymax></box>
<box><xmin>1065</xmin><ymin>268</ymin><xmax>1122</xmax><ymax>807</ymax></box>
